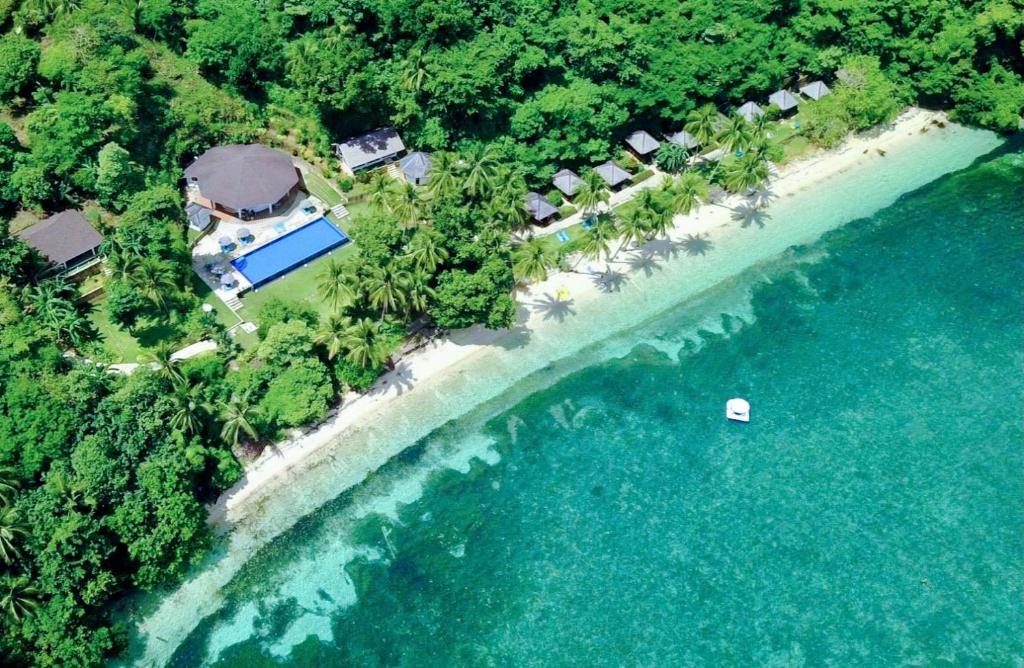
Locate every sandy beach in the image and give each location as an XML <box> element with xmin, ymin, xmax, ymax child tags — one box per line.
<box><xmin>209</xmin><ymin>107</ymin><xmax>948</xmax><ymax>529</ymax></box>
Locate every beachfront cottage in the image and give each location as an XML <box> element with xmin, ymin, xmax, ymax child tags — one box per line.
<box><xmin>594</xmin><ymin>161</ymin><xmax>632</xmax><ymax>190</ymax></box>
<box><xmin>399</xmin><ymin>151</ymin><xmax>431</xmax><ymax>186</ymax></box>
<box><xmin>551</xmin><ymin>168</ymin><xmax>582</xmax><ymax>198</ymax></box>
<box><xmin>768</xmin><ymin>90</ymin><xmax>800</xmax><ymax>115</ymax></box>
<box><xmin>624</xmin><ymin>130</ymin><xmax>660</xmax><ymax>161</ymax></box>
<box><xmin>334</xmin><ymin>127</ymin><xmax>406</xmax><ymax>175</ymax></box>
<box><xmin>800</xmin><ymin>80</ymin><xmax>831</xmax><ymax>100</ymax></box>
<box><xmin>665</xmin><ymin>129</ymin><xmax>700</xmax><ymax>150</ymax></box>
<box><xmin>737</xmin><ymin>101</ymin><xmax>766</xmax><ymax>123</ymax></box>
<box><xmin>525</xmin><ymin>192</ymin><xmax>559</xmax><ymax>224</ymax></box>
<box><xmin>184</xmin><ymin>144</ymin><xmax>303</xmax><ymax>221</ymax></box>
<box><xmin>18</xmin><ymin>210</ymin><xmax>104</xmax><ymax>277</ymax></box>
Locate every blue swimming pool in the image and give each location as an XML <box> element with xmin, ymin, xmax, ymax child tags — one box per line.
<box><xmin>231</xmin><ymin>217</ymin><xmax>349</xmax><ymax>288</ymax></box>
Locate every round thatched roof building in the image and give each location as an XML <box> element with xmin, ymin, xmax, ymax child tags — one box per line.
<box><xmin>184</xmin><ymin>144</ymin><xmax>300</xmax><ymax>215</ymax></box>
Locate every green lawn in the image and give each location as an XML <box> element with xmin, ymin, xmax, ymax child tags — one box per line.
<box><xmin>304</xmin><ymin>170</ymin><xmax>345</xmax><ymax>208</ymax></box>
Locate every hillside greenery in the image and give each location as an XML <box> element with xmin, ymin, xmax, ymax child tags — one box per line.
<box><xmin>0</xmin><ymin>0</ymin><xmax>1021</xmax><ymax>665</ymax></box>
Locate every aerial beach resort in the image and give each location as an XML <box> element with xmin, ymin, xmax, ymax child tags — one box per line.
<box><xmin>0</xmin><ymin>1</ymin><xmax>1021</xmax><ymax>666</ymax></box>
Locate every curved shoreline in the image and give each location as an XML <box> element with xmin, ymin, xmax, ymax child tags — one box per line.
<box><xmin>123</xmin><ymin>109</ymin><xmax>1005</xmax><ymax>667</ymax></box>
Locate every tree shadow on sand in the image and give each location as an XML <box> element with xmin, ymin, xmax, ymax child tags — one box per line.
<box><xmin>592</xmin><ymin>269</ymin><xmax>628</xmax><ymax>293</ymax></box>
<box><xmin>680</xmin><ymin>233</ymin><xmax>714</xmax><ymax>256</ymax></box>
<box><xmin>731</xmin><ymin>202</ymin><xmax>770</xmax><ymax>228</ymax></box>
<box><xmin>623</xmin><ymin>251</ymin><xmax>662</xmax><ymax>278</ymax></box>
<box><xmin>749</xmin><ymin>187</ymin><xmax>777</xmax><ymax>209</ymax></box>
<box><xmin>641</xmin><ymin>236</ymin><xmax>683</xmax><ymax>260</ymax></box>
<box><xmin>379</xmin><ymin>359</ymin><xmax>416</xmax><ymax>394</ymax></box>
<box><xmin>529</xmin><ymin>293</ymin><xmax>577</xmax><ymax>322</ymax></box>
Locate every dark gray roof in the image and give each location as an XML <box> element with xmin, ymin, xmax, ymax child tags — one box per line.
<box><xmin>399</xmin><ymin>151</ymin><xmax>431</xmax><ymax>180</ymax></box>
<box><xmin>768</xmin><ymin>90</ymin><xmax>799</xmax><ymax>111</ymax></box>
<box><xmin>524</xmin><ymin>192</ymin><xmax>558</xmax><ymax>221</ymax></box>
<box><xmin>737</xmin><ymin>102</ymin><xmax>765</xmax><ymax>122</ymax></box>
<box><xmin>800</xmin><ymin>81</ymin><xmax>831</xmax><ymax>100</ymax></box>
<box><xmin>334</xmin><ymin>128</ymin><xmax>405</xmax><ymax>170</ymax></box>
<box><xmin>18</xmin><ymin>210</ymin><xmax>103</xmax><ymax>265</ymax></box>
<box><xmin>625</xmin><ymin>130</ymin><xmax>660</xmax><ymax>155</ymax></box>
<box><xmin>594</xmin><ymin>161</ymin><xmax>632</xmax><ymax>187</ymax></box>
<box><xmin>184</xmin><ymin>144</ymin><xmax>299</xmax><ymax>211</ymax></box>
<box><xmin>665</xmin><ymin>129</ymin><xmax>699</xmax><ymax>149</ymax></box>
<box><xmin>552</xmin><ymin>169</ymin><xmax>582</xmax><ymax>196</ymax></box>
<box><xmin>185</xmin><ymin>202</ymin><xmax>214</xmax><ymax>231</ymax></box>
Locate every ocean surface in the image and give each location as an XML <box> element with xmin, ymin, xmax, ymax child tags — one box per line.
<box><xmin>140</xmin><ymin>130</ymin><xmax>1022</xmax><ymax>667</ymax></box>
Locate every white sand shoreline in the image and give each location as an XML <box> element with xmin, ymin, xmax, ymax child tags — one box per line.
<box><xmin>208</xmin><ymin>107</ymin><xmax>949</xmax><ymax>529</ymax></box>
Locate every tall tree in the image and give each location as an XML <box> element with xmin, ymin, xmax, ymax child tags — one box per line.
<box><xmin>512</xmin><ymin>236</ymin><xmax>557</xmax><ymax>284</ymax></box>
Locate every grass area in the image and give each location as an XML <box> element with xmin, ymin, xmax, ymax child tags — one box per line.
<box><xmin>303</xmin><ymin>170</ymin><xmax>345</xmax><ymax>208</ymax></box>
<box><xmin>89</xmin><ymin>309</ymin><xmax>145</xmax><ymax>362</ymax></box>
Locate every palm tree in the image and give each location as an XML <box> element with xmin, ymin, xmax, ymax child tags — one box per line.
<box><xmin>0</xmin><ymin>505</ymin><xmax>27</xmax><ymax>565</ymax></box>
<box><xmin>404</xmin><ymin>229</ymin><xmax>448</xmax><ymax>273</ymax></box>
<box><xmin>427</xmin><ymin>152</ymin><xmax>459</xmax><ymax>200</ymax></box>
<box><xmin>342</xmin><ymin>318</ymin><xmax>388</xmax><ymax>369</ymax></box>
<box><xmin>0</xmin><ymin>467</ymin><xmax>17</xmax><ymax>506</ymax></box>
<box><xmin>316</xmin><ymin>313</ymin><xmax>352</xmax><ymax>360</ymax></box>
<box><xmin>317</xmin><ymin>259</ymin><xmax>355</xmax><ymax>310</ymax></box>
<box><xmin>0</xmin><ymin>575</ymin><xmax>40</xmax><ymax>624</ymax></box>
<box><xmin>575</xmin><ymin>170</ymin><xmax>610</xmax><ymax>219</ymax></box>
<box><xmin>716</xmin><ymin>114</ymin><xmax>754</xmax><ymax>154</ymax></box>
<box><xmin>655</xmin><ymin>142</ymin><xmax>689</xmax><ymax>174</ymax></box>
<box><xmin>219</xmin><ymin>393</ymin><xmax>260</xmax><ymax>448</ymax></box>
<box><xmin>614</xmin><ymin>208</ymin><xmax>651</xmax><ymax>258</ymax></box>
<box><xmin>169</xmin><ymin>381</ymin><xmax>207</xmax><ymax>437</ymax></box>
<box><xmin>684</xmin><ymin>104</ymin><xmax>720</xmax><ymax>147</ymax></box>
<box><xmin>364</xmin><ymin>264</ymin><xmax>411</xmax><ymax>321</ymax></box>
<box><xmin>406</xmin><ymin>269</ymin><xmax>435</xmax><ymax>315</ymax></box>
<box><xmin>130</xmin><ymin>258</ymin><xmax>177</xmax><ymax>312</ymax></box>
<box><xmin>461</xmin><ymin>145</ymin><xmax>499</xmax><ymax>200</ymax></box>
<box><xmin>367</xmin><ymin>172</ymin><xmax>393</xmax><ymax>213</ymax></box>
<box><xmin>512</xmin><ymin>236</ymin><xmax>557</xmax><ymax>284</ymax></box>
<box><xmin>575</xmin><ymin>217</ymin><xmax>618</xmax><ymax>269</ymax></box>
<box><xmin>26</xmin><ymin>279</ymin><xmax>75</xmax><ymax>332</ymax></box>
<box><xmin>400</xmin><ymin>49</ymin><xmax>430</xmax><ymax>92</ymax></box>
<box><xmin>143</xmin><ymin>342</ymin><xmax>185</xmax><ymax>384</ymax></box>
<box><xmin>670</xmin><ymin>172</ymin><xmax>711</xmax><ymax>216</ymax></box>
<box><xmin>390</xmin><ymin>183</ymin><xmax>423</xmax><ymax>227</ymax></box>
<box><xmin>725</xmin><ymin>153</ymin><xmax>770</xmax><ymax>194</ymax></box>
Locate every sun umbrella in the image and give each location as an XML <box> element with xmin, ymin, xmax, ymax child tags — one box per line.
<box><xmin>237</xmin><ymin>227</ymin><xmax>251</xmax><ymax>240</ymax></box>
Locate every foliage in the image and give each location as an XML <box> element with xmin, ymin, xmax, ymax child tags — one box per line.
<box><xmin>0</xmin><ymin>34</ymin><xmax>39</xmax><ymax>100</ymax></box>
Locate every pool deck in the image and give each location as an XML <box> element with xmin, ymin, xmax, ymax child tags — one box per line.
<box><xmin>191</xmin><ymin>194</ymin><xmax>327</xmax><ymax>311</ymax></box>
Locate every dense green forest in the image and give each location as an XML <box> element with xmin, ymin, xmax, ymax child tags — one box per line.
<box><xmin>0</xmin><ymin>0</ymin><xmax>1021</xmax><ymax>665</ymax></box>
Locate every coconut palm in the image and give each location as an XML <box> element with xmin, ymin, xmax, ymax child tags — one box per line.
<box><xmin>684</xmin><ymin>104</ymin><xmax>720</xmax><ymax>146</ymax></box>
<box><xmin>400</xmin><ymin>49</ymin><xmax>430</xmax><ymax>92</ymax></box>
<box><xmin>0</xmin><ymin>575</ymin><xmax>40</xmax><ymax>624</ymax></box>
<box><xmin>130</xmin><ymin>258</ymin><xmax>177</xmax><ymax>311</ymax></box>
<box><xmin>613</xmin><ymin>208</ymin><xmax>653</xmax><ymax>259</ymax></box>
<box><xmin>461</xmin><ymin>145</ymin><xmax>499</xmax><ymax>200</ymax></box>
<box><xmin>655</xmin><ymin>142</ymin><xmax>689</xmax><ymax>174</ymax></box>
<box><xmin>575</xmin><ymin>217</ymin><xmax>618</xmax><ymax>269</ymax></box>
<box><xmin>342</xmin><ymin>318</ymin><xmax>388</xmax><ymax>369</ymax></box>
<box><xmin>317</xmin><ymin>259</ymin><xmax>356</xmax><ymax>310</ymax></box>
<box><xmin>26</xmin><ymin>279</ymin><xmax>76</xmax><ymax>332</ymax></box>
<box><xmin>169</xmin><ymin>381</ymin><xmax>207</xmax><ymax>437</ymax></box>
<box><xmin>404</xmin><ymin>228</ymin><xmax>448</xmax><ymax>273</ymax></box>
<box><xmin>367</xmin><ymin>172</ymin><xmax>393</xmax><ymax>213</ymax></box>
<box><xmin>725</xmin><ymin>153</ymin><xmax>770</xmax><ymax>194</ymax></box>
<box><xmin>575</xmin><ymin>169</ymin><xmax>610</xmax><ymax>219</ymax></box>
<box><xmin>0</xmin><ymin>467</ymin><xmax>17</xmax><ymax>506</ymax></box>
<box><xmin>364</xmin><ymin>264</ymin><xmax>411</xmax><ymax>320</ymax></box>
<box><xmin>406</xmin><ymin>269</ymin><xmax>435</xmax><ymax>315</ymax></box>
<box><xmin>512</xmin><ymin>236</ymin><xmax>557</xmax><ymax>284</ymax></box>
<box><xmin>670</xmin><ymin>172</ymin><xmax>711</xmax><ymax>216</ymax></box>
<box><xmin>0</xmin><ymin>505</ymin><xmax>27</xmax><ymax>565</ymax></box>
<box><xmin>143</xmin><ymin>342</ymin><xmax>185</xmax><ymax>384</ymax></box>
<box><xmin>427</xmin><ymin>152</ymin><xmax>459</xmax><ymax>199</ymax></box>
<box><xmin>390</xmin><ymin>183</ymin><xmax>423</xmax><ymax>227</ymax></box>
<box><xmin>219</xmin><ymin>393</ymin><xmax>260</xmax><ymax>448</ymax></box>
<box><xmin>316</xmin><ymin>313</ymin><xmax>353</xmax><ymax>360</ymax></box>
<box><xmin>716</xmin><ymin>114</ymin><xmax>754</xmax><ymax>154</ymax></box>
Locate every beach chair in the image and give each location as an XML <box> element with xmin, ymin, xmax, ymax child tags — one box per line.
<box><xmin>556</xmin><ymin>230</ymin><xmax>570</xmax><ymax>243</ymax></box>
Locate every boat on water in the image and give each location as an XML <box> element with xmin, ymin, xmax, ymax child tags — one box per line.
<box><xmin>726</xmin><ymin>398</ymin><xmax>750</xmax><ymax>422</ymax></box>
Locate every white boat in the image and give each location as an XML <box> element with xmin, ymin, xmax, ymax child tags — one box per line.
<box><xmin>726</xmin><ymin>398</ymin><xmax>750</xmax><ymax>423</ymax></box>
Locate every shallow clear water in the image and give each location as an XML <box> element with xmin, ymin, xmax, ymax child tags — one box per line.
<box><xmin>147</xmin><ymin>133</ymin><xmax>1023</xmax><ymax>667</ymax></box>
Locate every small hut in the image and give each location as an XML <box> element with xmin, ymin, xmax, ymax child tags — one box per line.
<box><xmin>624</xmin><ymin>130</ymin><xmax>660</xmax><ymax>161</ymax></box>
<box><xmin>799</xmin><ymin>81</ymin><xmax>831</xmax><ymax>101</ymax></box>
<box><xmin>399</xmin><ymin>151</ymin><xmax>432</xmax><ymax>186</ymax></box>
<box><xmin>768</xmin><ymin>90</ymin><xmax>799</xmax><ymax>115</ymax></box>
<box><xmin>524</xmin><ymin>192</ymin><xmax>559</xmax><ymax>224</ymax></box>
<box><xmin>551</xmin><ymin>169</ymin><xmax>582</xmax><ymax>198</ymax></box>
<box><xmin>665</xmin><ymin>130</ymin><xmax>700</xmax><ymax>150</ymax></box>
<box><xmin>594</xmin><ymin>161</ymin><xmax>632</xmax><ymax>190</ymax></box>
<box><xmin>737</xmin><ymin>101</ymin><xmax>765</xmax><ymax>123</ymax></box>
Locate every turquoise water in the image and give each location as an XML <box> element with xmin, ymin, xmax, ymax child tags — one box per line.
<box><xmin>158</xmin><ymin>138</ymin><xmax>1022</xmax><ymax>666</ymax></box>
